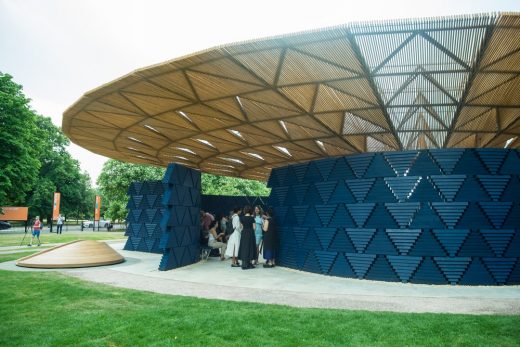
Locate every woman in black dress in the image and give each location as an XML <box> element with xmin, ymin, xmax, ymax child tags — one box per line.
<box><xmin>262</xmin><ymin>208</ymin><xmax>277</xmax><ymax>268</ymax></box>
<box><xmin>238</xmin><ymin>205</ymin><xmax>256</xmax><ymax>270</ymax></box>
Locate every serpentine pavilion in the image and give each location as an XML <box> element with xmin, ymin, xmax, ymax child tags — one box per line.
<box><xmin>63</xmin><ymin>13</ymin><xmax>520</xmax><ymax>285</ymax></box>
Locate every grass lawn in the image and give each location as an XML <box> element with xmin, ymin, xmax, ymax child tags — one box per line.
<box><xmin>0</xmin><ymin>251</ymin><xmax>39</xmax><ymax>263</ymax></box>
<box><xmin>0</xmin><ymin>231</ymin><xmax>126</xmax><ymax>247</ymax></box>
<box><xmin>0</xmin><ymin>254</ymin><xmax>519</xmax><ymax>346</ymax></box>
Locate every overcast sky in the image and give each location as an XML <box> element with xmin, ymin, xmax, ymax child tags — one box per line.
<box><xmin>1</xmin><ymin>0</ymin><xmax>518</xmax><ymax>185</ymax></box>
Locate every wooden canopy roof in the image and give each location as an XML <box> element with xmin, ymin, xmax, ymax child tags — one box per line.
<box><xmin>63</xmin><ymin>13</ymin><xmax>520</xmax><ymax>181</ymax></box>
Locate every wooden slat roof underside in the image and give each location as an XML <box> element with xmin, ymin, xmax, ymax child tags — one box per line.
<box><xmin>63</xmin><ymin>12</ymin><xmax>520</xmax><ymax>181</ymax></box>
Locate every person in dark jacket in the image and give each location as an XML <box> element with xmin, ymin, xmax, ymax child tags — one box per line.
<box><xmin>262</xmin><ymin>208</ymin><xmax>277</xmax><ymax>268</ymax></box>
<box><xmin>238</xmin><ymin>205</ymin><xmax>256</xmax><ymax>270</ymax></box>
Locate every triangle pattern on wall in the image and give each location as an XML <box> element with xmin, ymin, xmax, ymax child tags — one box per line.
<box><xmin>345</xmin><ymin>178</ymin><xmax>376</xmax><ymax>202</ymax></box>
<box><xmin>386</xmin><ymin>229</ymin><xmax>422</xmax><ymax>255</ymax></box>
<box><xmin>346</xmin><ymin>203</ymin><xmax>376</xmax><ymax>227</ymax></box>
<box><xmin>476</xmin><ymin>175</ymin><xmax>511</xmax><ymax>201</ymax></box>
<box><xmin>434</xmin><ymin>257</ymin><xmax>471</xmax><ymax>284</ymax></box>
<box><xmin>476</xmin><ymin>148</ymin><xmax>508</xmax><ymax>174</ymax></box>
<box><xmin>479</xmin><ymin>202</ymin><xmax>513</xmax><ymax>228</ymax></box>
<box><xmin>387</xmin><ymin>255</ymin><xmax>423</xmax><ymax>282</ymax></box>
<box><xmin>429</xmin><ymin>149</ymin><xmax>464</xmax><ymax>174</ymax></box>
<box><xmin>482</xmin><ymin>257</ymin><xmax>517</xmax><ymax>284</ymax></box>
<box><xmin>480</xmin><ymin>229</ymin><xmax>515</xmax><ymax>256</ymax></box>
<box><xmin>431</xmin><ymin>202</ymin><xmax>468</xmax><ymax>229</ymax></box>
<box><xmin>314</xmin><ymin>228</ymin><xmax>337</xmax><ymax>250</ymax></box>
<box><xmin>346</xmin><ymin>153</ymin><xmax>374</xmax><ymax>178</ymax></box>
<box><xmin>429</xmin><ymin>175</ymin><xmax>466</xmax><ymax>202</ymax></box>
<box><xmin>346</xmin><ymin>228</ymin><xmax>377</xmax><ymax>253</ymax></box>
<box><xmin>384</xmin><ymin>176</ymin><xmax>422</xmax><ymax>202</ymax></box>
<box><xmin>432</xmin><ymin>229</ymin><xmax>470</xmax><ymax>256</ymax></box>
<box><xmin>314</xmin><ymin>251</ymin><xmax>338</xmax><ymax>273</ymax></box>
<box><xmin>385</xmin><ymin>202</ymin><xmax>421</xmax><ymax>228</ymax></box>
<box><xmin>384</xmin><ymin>151</ymin><xmax>420</xmax><ymax>176</ymax></box>
<box><xmin>346</xmin><ymin>253</ymin><xmax>376</xmax><ymax>278</ymax></box>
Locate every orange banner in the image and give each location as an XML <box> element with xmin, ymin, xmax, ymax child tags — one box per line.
<box><xmin>94</xmin><ymin>195</ymin><xmax>101</xmax><ymax>221</ymax></box>
<box><xmin>52</xmin><ymin>192</ymin><xmax>61</xmax><ymax>220</ymax></box>
<box><xmin>0</xmin><ymin>207</ymin><xmax>29</xmax><ymax>221</ymax></box>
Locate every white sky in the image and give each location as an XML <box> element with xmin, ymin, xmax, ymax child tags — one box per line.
<box><xmin>1</xmin><ymin>0</ymin><xmax>518</xmax><ymax>185</ymax></box>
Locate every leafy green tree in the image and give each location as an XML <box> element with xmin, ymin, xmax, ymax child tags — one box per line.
<box><xmin>201</xmin><ymin>174</ymin><xmax>270</xmax><ymax>196</ymax></box>
<box><xmin>0</xmin><ymin>73</ymin><xmax>98</xmax><ymax>223</ymax></box>
<box><xmin>0</xmin><ymin>73</ymin><xmax>41</xmax><ymax>207</ymax></box>
<box><xmin>97</xmin><ymin>160</ymin><xmax>165</xmax><ymax>221</ymax></box>
<box><xmin>98</xmin><ymin>160</ymin><xmax>270</xmax><ymax>221</ymax></box>
<box><xmin>27</xmin><ymin>116</ymin><xmax>93</xmax><ymax>223</ymax></box>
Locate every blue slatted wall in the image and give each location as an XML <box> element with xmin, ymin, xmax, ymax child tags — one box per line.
<box><xmin>267</xmin><ymin>148</ymin><xmax>520</xmax><ymax>285</ymax></box>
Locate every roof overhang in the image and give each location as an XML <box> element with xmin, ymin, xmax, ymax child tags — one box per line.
<box><xmin>63</xmin><ymin>12</ymin><xmax>520</xmax><ymax>181</ymax></box>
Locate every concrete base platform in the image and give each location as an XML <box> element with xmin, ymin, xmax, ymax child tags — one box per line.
<box><xmin>2</xmin><ymin>242</ymin><xmax>519</xmax><ymax>315</ymax></box>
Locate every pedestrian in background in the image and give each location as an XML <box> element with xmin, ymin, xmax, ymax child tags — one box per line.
<box><xmin>56</xmin><ymin>214</ymin><xmax>64</xmax><ymax>234</ymax></box>
<box><xmin>28</xmin><ymin>216</ymin><xmax>42</xmax><ymax>247</ymax></box>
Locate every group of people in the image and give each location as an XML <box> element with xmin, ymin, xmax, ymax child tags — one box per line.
<box><xmin>200</xmin><ymin>205</ymin><xmax>277</xmax><ymax>270</ymax></box>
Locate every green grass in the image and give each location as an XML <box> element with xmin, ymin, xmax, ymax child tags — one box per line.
<box><xmin>0</xmin><ymin>251</ymin><xmax>38</xmax><ymax>263</ymax></box>
<box><xmin>0</xmin><ymin>231</ymin><xmax>126</xmax><ymax>247</ymax></box>
<box><xmin>0</xmin><ymin>253</ymin><xmax>519</xmax><ymax>347</ymax></box>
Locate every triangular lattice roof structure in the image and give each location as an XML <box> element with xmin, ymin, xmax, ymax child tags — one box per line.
<box><xmin>63</xmin><ymin>12</ymin><xmax>520</xmax><ymax>181</ymax></box>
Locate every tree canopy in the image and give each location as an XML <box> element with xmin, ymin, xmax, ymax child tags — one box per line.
<box><xmin>0</xmin><ymin>73</ymin><xmax>94</xmax><ymax>222</ymax></box>
<box><xmin>0</xmin><ymin>73</ymin><xmax>40</xmax><ymax>207</ymax></box>
<box><xmin>97</xmin><ymin>160</ymin><xmax>165</xmax><ymax>222</ymax></box>
<box><xmin>97</xmin><ymin>160</ymin><xmax>270</xmax><ymax>221</ymax></box>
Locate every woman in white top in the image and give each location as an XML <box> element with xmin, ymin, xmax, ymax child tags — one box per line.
<box><xmin>207</xmin><ymin>221</ymin><xmax>226</xmax><ymax>260</ymax></box>
<box><xmin>224</xmin><ymin>207</ymin><xmax>242</xmax><ymax>267</ymax></box>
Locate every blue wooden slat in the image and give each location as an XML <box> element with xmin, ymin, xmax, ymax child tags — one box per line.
<box><xmin>314</xmin><ymin>250</ymin><xmax>338</xmax><ymax>273</ymax></box>
<box><xmin>428</xmin><ymin>149</ymin><xmax>464</xmax><ymax>174</ymax></box>
<box><xmin>479</xmin><ymin>202</ymin><xmax>513</xmax><ymax>228</ymax></box>
<box><xmin>346</xmin><ymin>153</ymin><xmax>374</xmax><ymax>178</ymax></box>
<box><xmin>386</xmin><ymin>229</ymin><xmax>422</xmax><ymax>255</ymax></box>
<box><xmin>346</xmin><ymin>203</ymin><xmax>376</xmax><ymax>227</ymax></box>
<box><xmin>476</xmin><ymin>175</ymin><xmax>510</xmax><ymax>201</ymax></box>
<box><xmin>387</xmin><ymin>255</ymin><xmax>423</xmax><ymax>282</ymax></box>
<box><xmin>385</xmin><ymin>202</ymin><xmax>421</xmax><ymax>228</ymax></box>
<box><xmin>432</xmin><ymin>229</ymin><xmax>470</xmax><ymax>256</ymax></box>
<box><xmin>314</xmin><ymin>228</ymin><xmax>337</xmax><ymax>249</ymax></box>
<box><xmin>345</xmin><ymin>228</ymin><xmax>376</xmax><ymax>253</ymax></box>
<box><xmin>434</xmin><ymin>257</ymin><xmax>471</xmax><ymax>284</ymax></box>
<box><xmin>475</xmin><ymin>148</ymin><xmax>508</xmax><ymax>174</ymax></box>
<box><xmin>384</xmin><ymin>151</ymin><xmax>420</xmax><ymax>176</ymax></box>
<box><xmin>314</xmin><ymin>181</ymin><xmax>337</xmax><ymax>204</ymax></box>
<box><xmin>345</xmin><ymin>178</ymin><xmax>376</xmax><ymax>202</ymax></box>
<box><xmin>482</xmin><ymin>258</ymin><xmax>517</xmax><ymax>284</ymax></box>
<box><xmin>384</xmin><ymin>176</ymin><xmax>422</xmax><ymax>202</ymax></box>
<box><xmin>429</xmin><ymin>175</ymin><xmax>466</xmax><ymax>202</ymax></box>
<box><xmin>346</xmin><ymin>253</ymin><xmax>376</xmax><ymax>278</ymax></box>
<box><xmin>431</xmin><ymin>202</ymin><xmax>468</xmax><ymax>228</ymax></box>
<box><xmin>480</xmin><ymin>229</ymin><xmax>515</xmax><ymax>256</ymax></box>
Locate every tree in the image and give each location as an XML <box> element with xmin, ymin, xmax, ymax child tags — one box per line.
<box><xmin>0</xmin><ymin>73</ymin><xmax>41</xmax><ymax>207</ymax></box>
<box><xmin>201</xmin><ymin>174</ymin><xmax>270</xmax><ymax>196</ymax></box>
<box><xmin>97</xmin><ymin>160</ymin><xmax>165</xmax><ymax>221</ymax></box>
<box><xmin>27</xmin><ymin>116</ymin><xmax>94</xmax><ymax>223</ymax></box>
<box><xmin>0</xmin><ymin>73</ymin><xmax>98</xmax><ymax>223</ymax></box>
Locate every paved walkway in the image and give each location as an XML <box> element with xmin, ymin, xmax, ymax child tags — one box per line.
<box><xmin>1</xmin><ymin>242</ymin><xmax>519</xmax><ymax>315</ymax></box>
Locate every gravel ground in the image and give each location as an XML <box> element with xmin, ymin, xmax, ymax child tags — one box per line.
<box><xmin>64</xmin><ymin>268</ymin><xmax>520</xmax><ymax>315</ymax></box>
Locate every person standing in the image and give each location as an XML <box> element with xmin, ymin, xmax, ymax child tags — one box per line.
<box><xmin>238</xmin><ymin>205</ymin><xmax>256</xmax><ymax>270</ymax></box>
<box><xmin>225</xmin><ymin>207</ymin><xmax>242</xmax><ymax>267</ymax></box>
<box><xmin>254</xmin><ymin>206</ymin><xmax>263</xmax><ymax>265</ymax></box>
<box><xmin>56</xmin><ymin>214</ymin><xmax>64</xmax><ymax>234</ymax></box>
<box><xmin>28</xmin><ymin>216</ymin><xmax>42</xmax><ymax>247</ymax></box>
<box><xmin>262</xmin><ymin>208</ymin><xmax>277</xmax><ymax>268</ymax></box>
